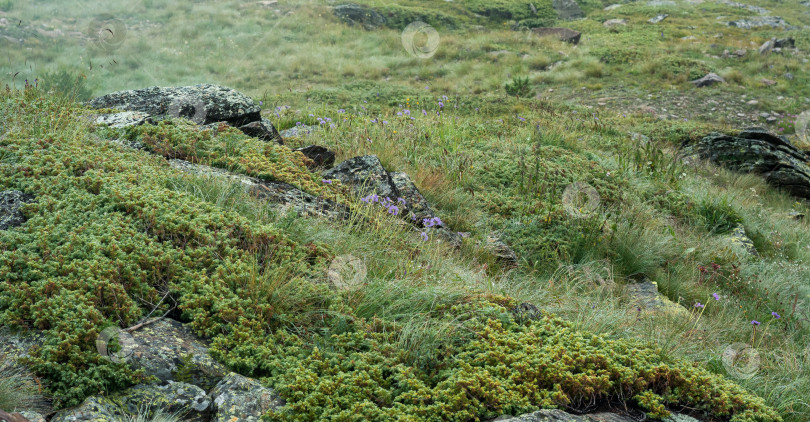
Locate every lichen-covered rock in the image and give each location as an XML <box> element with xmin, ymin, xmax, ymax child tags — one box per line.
<box><xmin>17</xmin><ymin>411</ymin><xmax>46</xmax><ymax>422</ymax></box>
<box><xmin>93</xmin><ymin>111</ymin><xmax>152</xmax><ymax>129</ymax></box>
<box><xmin>690</xmin><ymin>73</ymin><xmax>725</xmax><ymax>87</ymax></box>
<box><xmin>693</xmin><ymin>127</ymin><xmax>810</xmax><ymax>199</ymax></box>
<box><xmin>0</xmin><ymin>327</ymin><xmax>45</xmax><ymax>361</ymax></box>
<box><xmin>626</xmin><ymin>280</ymin><xmax>689</xmax><ymax>318</ymax></box>
<box><xmin>531</xmin><ymin>27</ymin><xmax>581</xmax><ymax>44</ymax></box>
<box><xmin>125</xmin><ymin>318</ymin><xmax>227</xmax><ymax>392</ymax></box>
<box><xmin>494</xmin><ymin>410</ymin><xmax>701</xmax><ymax>421</ymax></box>
<box><xmin>333</xmin><ymin>4</ymin><xmax>386</xmax><ymax>29</ymax></box>
<box><xmin>112</xmin><ymin>382</ymin><xmax>210</xmax><ymax>422</ymax></box>
<box><xmin>483</xmin><ymin>234</ymin><xmax>519</xmax><ymax>268</ymax></box>
<box><xmin>389</xmin><ymin>171</ymin><xmax>436</xmax><ymax>226</ymax></box>
<box><xmin>209</xmin><ymin>373</ymin><xmax>284</xmax><ymax>422</ymax></box>
<box><xmin>0</xmin><ymin>190</ymin><xmax>34</xmax><ymax>230</ymax></box>
<box><xmin>727</xmin><ymin>224</ymin><xmax>758</xmax><ymax>257</ymax></box>
<box><xmin>88</xmin><ymin>84</ymin><xmax>261</xmax><ymax>127</ymax></box>
<box><xmin>324</xmin><ymin>155</ymin><xmax>398</xmax><ymax>198</ymax></box>
<box><xmin>293</xmin><ymin>145</ymin><xmax>336</xmax><ymax>169</ymax></box>
<box><xmin>725</xmin><ymin>16</ymin><xmax>788</xmax><ymax>29</ymax></box>
<box><xmin>50</xmin><ymin>396</ymin><xmax>126</xmax><ymax>422</ymax></box>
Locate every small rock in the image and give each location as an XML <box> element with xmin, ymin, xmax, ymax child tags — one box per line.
<box><xmin>113</xmin><ymin>382</ymin><xmax>210</xmax><ymax>422</ymax></box>
<box><xmin>530</xmin><ymin>27</ymin><xmax>581</xmax><ymax>44</ymax></box>
<box><xmin>788</xmin><ymin>211</ymin><xmax>805</xmax><ymax>220</ymax></box>
<box><xmin>648</xmin><ymin>14</ymin><xmax>668</xmax><ymax>24</ymax></box>
<box><xmin>238</xmin><ymin>118</ymin><xmax>283</xmax><ymax>144</ymax></box>
<box><xmin>552</xmin><ymin>0</ymin><xmax>584</xmax><ymax>20</ymax></box>
<box><xmin>727</xmin><ymin>224</ymin><xmax>758</xmax><ymax>257</ymax></box>
<box><xmin>626</xmin><ymin>279</ymin><xmax>689</xmax><ymax>318</ymax></box>
<box><xmin>292</xmin><ymin>145</ymin><xmax>336</xmax><ymax>169</ymax></box>
<box><xmin>94</xmin><ymin>111</ymin><xmax>152</xmax><ymax>129</ymax></box>
<box><xmin>785</xmin><ymin>72</ymin><xmax>794</xmax><ymax>80</ymax></box>
<box><xmin>484</xmin><ymin>235</ymin><xmax>518</xmax><ymax>268</ymax></box>
<box><xmin>774</xmin><ymin>37</ymin><xmax>795</xmax><ymax>48</ymax></box>
<box><xmin>759</xmin><ymin>39</ymin><xmax>774</xmax><ymax>55</ymax></box>
<box><xmin>603</xmin><ymin>18</ymin><xmax>627</xmax><ymax>27</ymax></box>
<box><xmin>209</xmin><ymin>373</ymin><xmax>284</xmax><ymax>422</ymax></box>
<box><xmin>760</xmin><ymin>78</ymin><xmax>776</xmax><ymax>86</ymax></box>
<box><xmin>603</xmin><ymin>4</ymin><xmax>622</xmax><ymax>10</ymax></box>
<box><xmin>0</xmin><ymin>190</ymin><xmax>35</xmax><ymax>231</ymax></box>
<box><xmin>690</xmin><ymin>73</ymin><xmax>725</xmax><ymax>87</ymax></box>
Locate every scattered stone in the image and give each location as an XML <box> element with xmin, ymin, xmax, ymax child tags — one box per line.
<box><xmin>292</xmin><ymin>145</ymin><xmax>336</xmax><ymax>168</ymax></box>
<box><xmin>785</xmin><ymin>72</ymin><xmax>794</xmax><ymax>80</ymax></box>
<box><xmin>323</xmin><ymin>155</ymin><xmax>398</xmax><ymax>198</ymax></box>
<box><xmin>727</xmin><ymin>224</ymin><xmax>758</xmax><ymax>257</ymax></box>
<box><xmin>552</xmin><ymin>0</ymin><xmax>584</xmax><ymax>20</ymax></box>
<box><xmin>626</xmin><ymin>279</ymin><xmax>690</xmax><ymax>318</ymax></box>
<box><xmin>758</xmin><ymin>39</ymin><xmax>774</xmax><ymax>55</ymax></box>
<box><xmin>484</xmin><ymin>234</ymin><xmax>519</xmax><ymax>268</ymax></box>
<box><xmin>760</xmin><ymin>78</ymin><xmax>776</xmax><ymax>86</ymax></box>
<box><xmin>647</xmin><ymin>0</ymin><xmax>675</xmax><ymax>5</ymax></box>
<box><xmin>333</xmin><ymin>3</ymin><xmax>386</xmax><ymax>29</ymax></box>
<box><xmin>511</xmin><ymin>302</ymin><xmax>543</xmax><ymax>322</ymax></box>
<box><xmin>774</xmin><ymin>37</ymin><xmax>795</xmax><ymax>48</ymax></box>
<box><xmin>788</xmin><ymin>210</ymin><xmax>805</xmax><ymax>220</ymax></box>
<box><xmin>209</xmin><ymin>373</ymin><xmax>284</xmax><ymax>422</ymax></box>
<box><xmin>603</xmin><ymin>18</ymin><xmax>627</xmax><ymax>27</ymax></box>
<box><xmin>238</xmin><ymin>118</ymin><xmax>283</xmax><ymax>144</ymax></box>
<box><xmin>725</xmin><ymin>16</ymin><xmax>788</xmax><ymax>29</ymax></box>
<box><xmin>681</xmin><ymin>35</ymin><xmax>697</xmax><ymax>40</ymax></box>
<box><xmin>648</xmin><ymin>14</ymin><xmax>668</xmax><ymax>24</ymax></box>
<box><xmin>89</xmin><ymin>84</ymin><xmax>262</xmax><ymax>127</ymax></box>
<box><xmin>604</xmin><ymin>3</ymin><xmax>622</xmax><ymax>10</ymax></box>
<box><xmin>18</xmin><ymin>411</ymin><xmax>46</xmax><ymax>422</ymax></box>
<box><xmin>0</xmin><ymin>410</ymin><xmax>31</xmax><ymax>422</ymax></box>
<box><xmin>693</xmin><ymin>127</ymin><xmax>810</xmax><ymax>199</ymax></box>
<box><xmin>93</xmin><ymin>111</ymin><xmax>152</xmax><ymax>129</ymax></box>
<box><xmin>690</xmin><ymin>73</ymin><xmax>725</xmax><ymax>87</ymax></box>
<box><xmin>530</xmin><ymin>27</ymin><xmax>581</xmax><ymax>44</ymax></box>
<box><xmin>0</xmin><ymin>190</ymin><xmax>35</xmax><ymax>230</ymax></box>
<box><xmin>51</xmin><ymin>396</ymin><xmax>126</xmax><ymax>422</ymax></box>
<box><xmin>717</xmin><ymin>0</ymin><xmax>769</xmax><ymax>15</ymax></box>
<box><xmin>124</xmin><ymin>318</ymin><xmax>228</xmax><ymax>392</ymax></box>
<box><xmin>389</xmin><ymin>171</ymin><xmax>437</xmax><ymax>227</ymax></box>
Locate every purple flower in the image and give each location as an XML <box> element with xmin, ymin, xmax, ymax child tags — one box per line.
<box><xmin>694</xmin><ymin>302</ymin><xmax>705</xmax><ymax>308</ymax></box>
<box><xmin>397</xmin><ymin>112</ymin><xmax>403</xmax><ymax>116</ymax></box>
<box><xmin>438</xmin><ymin>101</ymin><xmax>444</xmax><ymax>108</ymax></box>
<box><xmin>518</xmin><ymin>116</ymin><xmax>526</xmax><ymax>122</ymax></box>
<box><xmin>421</xmin><ymin>231</ymin><xmax>428</xmax><ymax>241</ymax></box>
<box><xmin>387</xmin><ymin>205</ymin><xmax>399</xmax><ymax>215</ymax></box>
<box><xmin>296</xmin><ymin>121</ymin><xmax>302</xmax><ymax>126</ymax></box>
<box><xmin>322</xmin><ymin>179</ymin><xmax>332</xmax><ymax>184</ymax></box>
<box><xmin>382</xmin><ymin>120</ymin><xmax>388</xmax><ymax>125</ymax></box>
<box><xmin>371</xmin><ymin>118</ymin><xmax>377</xmax><ymax>123</ymax></box>
<box><xmin>772</xmin><ymin>312</ymin><xmax>781</xmax><ymax>319</ymax></box>
<box><xmin>397</xmin><ymin>197</ymin><xmax>407</xmax><ymax>205</ymax></box>
<box><xmin>259</xmin><ymin>101</ymin><xmax>263</xmax><ymax>106</ymax></box>
<box><xmin>424</xmin><ymin>85</ymin><xmax>430</xmax><ymax>90</ymax></box>
<box><xmin>329</xmin><ymin>123</ymin><xmax>336</xmax><ymax>129</ymax></box>
<box><xmin>309</xmin><ymin>114</ymin><xmax>314</xmax><ymax>117</ymax></box>
<box><xmin>403</xmin><ymin>109</ymin><xmax>410</xmax><ymax>116</ymax></box>
<box><xmin>422</xmin><ymin>109</ymin><xmax>427</xmax><ymax>116</ymax></box>
<box><xmin>338</xmin><ymin>109</ymin><xmax>345</xmax><ymax>113</ymax></box>
<box><xmin>752</xmin><ymin>320</ymin><xmax>761</xmax><ymax>326</ymax></box>
<box><xmin>712</xmin><ymin>293</ymin><xmax>720</xmax><ymax>301</ymax></box>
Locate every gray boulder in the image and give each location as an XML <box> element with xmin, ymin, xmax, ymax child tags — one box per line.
<box><xmin>89</xmin><ymin>84</ymin><xmax>262</xmax><ymax>127</ymax></box>
<box><xmin>333</xmin><ymin>4</ymin><xmax>386</xmax><ymax>29</ymax></box>
<box><xmin>323</xmin><ymin>155</ymin><xmax>399</xmax><ymax>199</ymax></box>
<box><xmin>693</xmin><ymin>127</ymin><xmax>810</xmax><ymax>199</ymax></box>
<box><xmin>93</xmin><ymin>111</ymin><xmax>152</xmax><ymax>129</ymax></box>
<box><xmin>124</xmin><ymin>318</ymin><xmax>228</xmax><ymax>392</ymax></box>
<box><xmin>0</xmin><ymin>190</ymin><xmax>35</xmax><ymax>230</ymax></box>
<box><xmin>209</xmin><ymin>373</ymin><xmax>284</xmax><ymax>422</ymax></box>
<box><xmin>648</xmin><ymin>14</ymin><xmax>668</xmax><ymax>24</ymax></box>
<box><xmin>626</xmin><ymin>279</ymin><xmax>689</xmax><ymax>318</ymax></box>
<box><xmin>690</xmin><ymin>73</ymin><xmax>725</xmax><ymax>87</ymax></box>
<box><xmin>552</xmin><ymin>0</ymin><xmax>584</xmax><ymax>20</ymax></box>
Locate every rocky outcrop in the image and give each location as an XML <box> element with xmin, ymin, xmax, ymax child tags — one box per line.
<box><xmin>333</xmin><ymin>4</ymin><xmax>386</xmax><ymax>29</ymax></box>
<box><xmin>725</xmin><ymin>16</ymin><xmax>788</xmax><ymax>29</ymax></box>
<box><xmin>209</xmin><ymin>373</ymin><xmax>284</xmax><ymax>422</ymax></box>
<box><xmin>89</xmin><ymin>84</ymin><xmax>262</xmax><ymax>127</ymax></box>
<box><xmin>692</xmin><ymin>127</ymin><xmax>810</xmax><ymax>200</ymax></box>
<box><xmin>0</xmin><ymin>190</ymin><xmax>35</xmax><ymax>230</ymax></box>
<box><xmin>112</xmin><ymin>382</ymin><xmax>210</xmax><ymax>422</ymax></box>
<box><xmin>169</xmin><ymin>159</ymin><xmax>351</xmax><ymax>220</ymax></box>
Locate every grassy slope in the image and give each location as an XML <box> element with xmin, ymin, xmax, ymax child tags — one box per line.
<box><xmin>1</xmin><ymin>0</ymin><xmax>809</xmax><ymax>420</ymax></box>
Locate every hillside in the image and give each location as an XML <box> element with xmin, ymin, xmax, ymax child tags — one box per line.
<box><xmin>1</xmin><ymin>0</ymin><xmax>809</xmax><ymax>421</ymax></box>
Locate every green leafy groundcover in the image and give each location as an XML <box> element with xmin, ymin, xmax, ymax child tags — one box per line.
<box><xmin>0</xmin><ymin>88</ymin><xmax>781</xmax><ymax>421</ymax></box>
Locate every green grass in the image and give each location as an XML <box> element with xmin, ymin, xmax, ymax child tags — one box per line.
<box><xmin>0</xmin><ymin>356</ymin><xmax>48</xmax><ymax>414</ymax></box>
